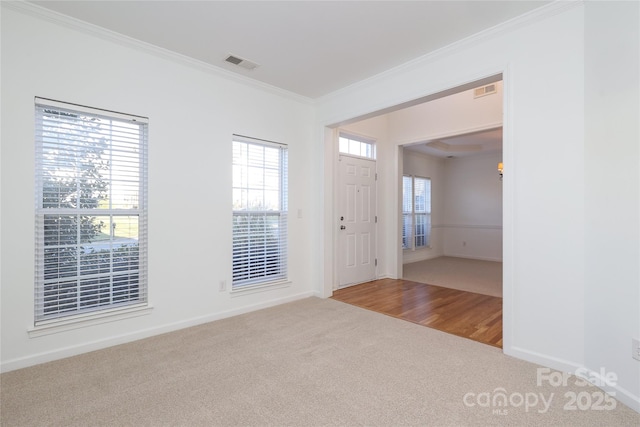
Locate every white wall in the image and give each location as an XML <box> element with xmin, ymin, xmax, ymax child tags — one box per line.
<box><xmin>441</xmin><ymin>154</ymin><xmax>503</xmax><ymax>261</ymax></box>
<box><xmin>583</xmin><ymin>0</ymin><xmax>640</xmax><ymax>409</ymax></box>
<box><xmin>389</xmin><ymin>81</ymin><xmax>503</xmax><ymax>145</ymax></box>
<box><xmin>2</xmin><ymin>0</ymin><xmax>639</xmax><ymax>414</ymax></box>
<box><xmin>0</xmin><ymin>5</ymin><xmax>316</xmax><ymax>371</ymax></box>
<box><xmin>317</xmin><ymin>2</ymin><xmax>639</xmax><ymax>412</ymax></box>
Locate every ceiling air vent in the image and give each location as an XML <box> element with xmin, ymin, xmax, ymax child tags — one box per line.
<box><xmin>225</xmin><ymin>54</ymin><xmax>259</xmax><ymax>71</ymax></box>
<box><xmin>474</xmin><ymin>83</ymin><xmax>497</xmax><ymax>98</ymax></box>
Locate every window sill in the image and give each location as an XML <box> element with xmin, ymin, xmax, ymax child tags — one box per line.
<box><xmin>231</xmin><ymin>280</ymin><xmax>291</xmax><ymax>297</ymax></box>
<box><xmin>28</xmin><ymin>304</ymin><xmax>153</xmax><ymax>338</ymax></box>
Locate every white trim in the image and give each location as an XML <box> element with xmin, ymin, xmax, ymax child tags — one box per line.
<box><xmin>437</xmin><ymin>224</ymin><xmax>503</xmax><ymax>230</ymax></box>
<box><xmin>2</xmin><ymin>0</ymin><xmax>578</xmax><ymax>106</ymax></box>
<box><xmin>321</xmin><ymin>74</ymin><xmax>503</xmax><ymax>130</ymax></box>
<box><xmin>575</xmin><ymin>369</ymin><xmax>640</xmax><ymax>414</ymax></box>
<box><xmin>232</xmin><ymin>133</ymin><xmax>287</xmax><ymax>149</ymax></box>
<box><xmin>397</xmin><ymin>122</ymin><xmax>503</xmax><ymax>147</ymax></box>
<box><xmin>505</xmin><ymin>346</ymin><xmax>640</xmax><ymax>414</ymax></box>
<box><xmin>28</xmin><ymin>304</ymin><xmax>153</xmax><ymax>338</ymax></box>
<box><xmin>3</xmin><ymin>292</ymin><xmax>315</xmax><ymax>373</ymax></box>
<box><xmin>337</xmin><ymin>152</ymin><xmax>374</xmax><ymax>163</ymax></box>
<box><xmin>501</xmin><ymin>63</ymin><xmax>516</xmax><ymax>356</ymax></box>
<box><xmin>338</xmin><ymin>130</ymin><xmax>376</xmax><ymax>145</ymax></box>
<box><xmin>35</xmin><ymin>97</ymin><xmax>148</xmax><ymax>123</ymax></box>
<box><xmin>441</xmin><ymin>254</ymin><xmax>502</xmax><ymax>263</ymax></box>
<box><xmin>327</xmin><ymin>127</ymin><xmax>339</xmax><ymax>295</ymax></box>
<box><xmin>4</xmin><ymin>1</ymin><xmax>312</xmax><ymax>105</ymax></box>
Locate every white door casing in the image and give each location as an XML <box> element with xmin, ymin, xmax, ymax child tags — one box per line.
<box><xmin>338</xmin><ymin>155</ymin><xmax>377</xmax><ymax>287</ymax></box>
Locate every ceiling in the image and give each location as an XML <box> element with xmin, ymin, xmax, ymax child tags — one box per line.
<box><xmin>403</xmin><ymin>127</ymin><xmax>503</xmax><ymax>158</ymax></box>
<box><xmin>31</xmin><ymin>0</ymin><xmax>549</xmax><ymax>99</ymax></box>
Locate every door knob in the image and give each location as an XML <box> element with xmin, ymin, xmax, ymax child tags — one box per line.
<box><xmin>340</xmin><ymin>225</ymin><xmax>346</xmax><ymax>230</ymax></box>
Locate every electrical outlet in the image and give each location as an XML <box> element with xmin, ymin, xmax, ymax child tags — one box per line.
<box><xmin>219</xmin><ymin>280</ymin><xmax>226</xmax><ymax>292</ymax></box>
<box><xmin>633</xmin><ymin>338</ymin><xmax>640</xmax><ymax>361</ymax></box>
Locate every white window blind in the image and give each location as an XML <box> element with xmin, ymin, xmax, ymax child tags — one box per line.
<box><xmin>34</xmin><ymin>98</ymin><xmax>148</xmax><ymax>324</ymax></box>
<box><xmin>402</xmin><ymin>175</ymin><xmax>431</xmax><ymax>250</ymax></box>
<box><xmin>232</xmin><ymin>135</ymin><xmax>288</xmax><ymax>288</ymax></box>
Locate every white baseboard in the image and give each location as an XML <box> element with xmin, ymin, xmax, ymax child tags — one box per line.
<box><xmin>443</xmin><ymin>253</ymin><xmax>503</xmax><ymax>262</ymax></box>
<box><xmin>402</xmin><ymin>252</ymin><xmax>442</xmax><ymax>264</ymax></box>
<box><xmin>1</xmin><ymin>290</ymin><xmax>316</xmax><ymax>373</ymax></box>
<box><xmin>311</xmin><ymin>289</ymin><xmax>325</xmax><ymax>298</ymax></box>
<box><xmin>403</xmin><ymin>254</ymin><xmax>502</xmax><ymax>265</ymax></box>
<box><xmin>505</xmin><ymin>345</ymin><xmax>640</xmax><ymax>413</ymax></box>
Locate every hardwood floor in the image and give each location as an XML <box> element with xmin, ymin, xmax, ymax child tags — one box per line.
<box><xmin>331</xmin><ymin>278</ymin><xmax>503</xmax><ymax>348</ymax></box>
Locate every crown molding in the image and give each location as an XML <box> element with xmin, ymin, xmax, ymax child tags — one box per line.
<box><xmin>2</xmin><ymin>1</ymin><xmax>314</xmax><ymax>105</ymax></box>
<box><xmin>3</xmin><ymin>0</ymin><xmax>582</xmax><ymax>105</ymax></box>
<box><xmin>317</xmin><ymin>0</ymin><xmax>583</xmax><ymax>103</ymax></box>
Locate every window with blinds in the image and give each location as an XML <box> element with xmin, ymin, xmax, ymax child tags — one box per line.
<box><xmin>34</xmin><ymin>98</ymin><xmax>148</xmax><ymax>324</ymax></box>
<box><xmin>232</xmin><ymin>135</ymin><xmax>288</xmax><ymax>288</ymax></box>
<box><xmin>402</xmin><ymin>175</ymin><xmax>431</xmax><ymax>250</ymax></box>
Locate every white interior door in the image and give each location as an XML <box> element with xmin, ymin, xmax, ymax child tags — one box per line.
<box><xmin>338</xmin><ymin>155</ymin><xmax>377</xmax><ymax>287</ymax></box>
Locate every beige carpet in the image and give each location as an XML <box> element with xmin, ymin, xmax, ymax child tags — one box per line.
<box><xmin>2</xmin><ymin>297</ymin><xmax>638</xmax><ymax>426</ymax></box>
<box><xmin>403</xmin><ymin>256</ymin><xmax>503</xmax><ymax>297</ymax></box>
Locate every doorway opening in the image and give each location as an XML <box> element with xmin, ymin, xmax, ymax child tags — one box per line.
<box><xmin>328</xmin><ymin>75</ymin><xmax>505</xmax><ymax>347</ymax></box>
<box><xmin>336</xmin><ymin>131</ymin><xmax>378</xmax><ymax>288</ymax></box>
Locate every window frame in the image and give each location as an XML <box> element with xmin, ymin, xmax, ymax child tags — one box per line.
<box><xmin>402</xmin><ymin>175</ymin><xmax>431</xmax><ymax>250</ymax></box>
<box><xmin>231</xmin><ymin>135</ymin><xmax>288</xmax><ymax>290</ymax></box>
<box><xmin>338</xmin><ymin>131</ymin><xmax>376</xmax><ymax>160</ymax></box>
<box><xmin>34</xmin><ymin>98</ymin><xmax>148</xmax><ymax>327</ymax></box>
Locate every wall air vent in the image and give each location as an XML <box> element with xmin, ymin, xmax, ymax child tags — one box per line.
<box><xmin>225</xmin><ymin>54</ymin><xmax>259</xmax><ymax>71</ymax></box>
<box><xmin>474</xmin><ymin>83</ymin><xmax>497</xmax><ymax>98</ymax></box>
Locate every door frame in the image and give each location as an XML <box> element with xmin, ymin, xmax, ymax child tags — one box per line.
<box><xmin>330</xmin><ymin>130</ymin><xmax>379</xmax><ymax>290</ymax></box>
<box><xmin>336</xmin><ymin>152</ymin><xmax>378</xmax><ymax>288</ymax></box>
<box><xmin>321</xmin><ymin>68</ymin><xmax>513</xmax><ymax>352</ymax></box>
